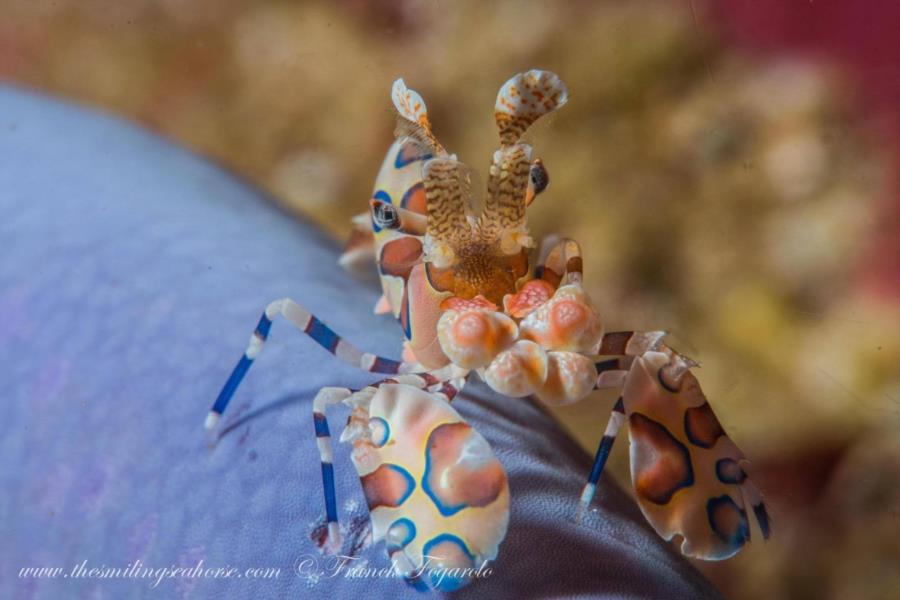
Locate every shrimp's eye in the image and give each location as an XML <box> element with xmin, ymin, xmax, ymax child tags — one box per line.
<box><xmin>530</xmin><ymin>160</ymin><xmax>549</xmax><ymax>195</ymax></box>
<box><xmin>373</xmin><ymin>202</ymin><xmax>400</xmax><ymax>229</ymax></box>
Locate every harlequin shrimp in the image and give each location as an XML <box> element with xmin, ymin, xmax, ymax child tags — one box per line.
<box><xmin>206</xmin><ymin>70</ymin><xmax>770</xmax><ymax>591</ymax></box>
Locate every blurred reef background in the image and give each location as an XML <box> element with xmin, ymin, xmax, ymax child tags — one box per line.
<box><xmin>2</xmin><ymin>1</ymin><xmax>898</xmax><ymax>598</ymax></box>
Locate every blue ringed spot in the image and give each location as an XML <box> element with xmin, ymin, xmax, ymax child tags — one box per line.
<box><xmin>630</xmin><ymin>412</ymin><xmax>694</xmax><ymax>505</ymax></box>
<box><xmin>706</xmin><ymin>495</ymin><xmax>750</xmax><ymax>551</ymax></box>
<box><xmin>421</xmin><ymin>533</ymin><xmax>476</xmax><ymax>592</ymax></box>
<box><xmin>360</xmin><ymin>464</ymin><xmax>415</xmax><ymax>509</ymax></box>
<box><xmin>684</xmin><ymin>403</ymin><xmax>725</xmax><ymax>449</ymax></box>
<box><xmin>369</xmin><ymin>416</ymin><xmax>390</xmax><ymax>447</ymax></box>
<box><xmin>385</xmin><ymin>517</ymin><xmax>416</xmax><ymax>553</ymax></box>
<box><xmin>715</xmin><ymin>458</ymin><xmax>747</xmax><ymax>484</ymax></box>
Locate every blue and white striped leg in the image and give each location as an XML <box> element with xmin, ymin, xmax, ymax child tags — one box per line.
<box><xmin>206</xmin><ymin>298</ymin><xmax>418</xmax><ymax>430</ymax></box>
<box><xmin>574</xmin><ymin>340</ymin><xmax>672</xmax><ymax>520</ymax></box>
<box><xmin>312</xmin><ymin>386</ymin><xmax>352</xmax><ymax>554</ymax></box>
<box><xmin>576</xmin><ymin>397</ymin><xmax>626</xmax><ymax>523</ymax></box>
